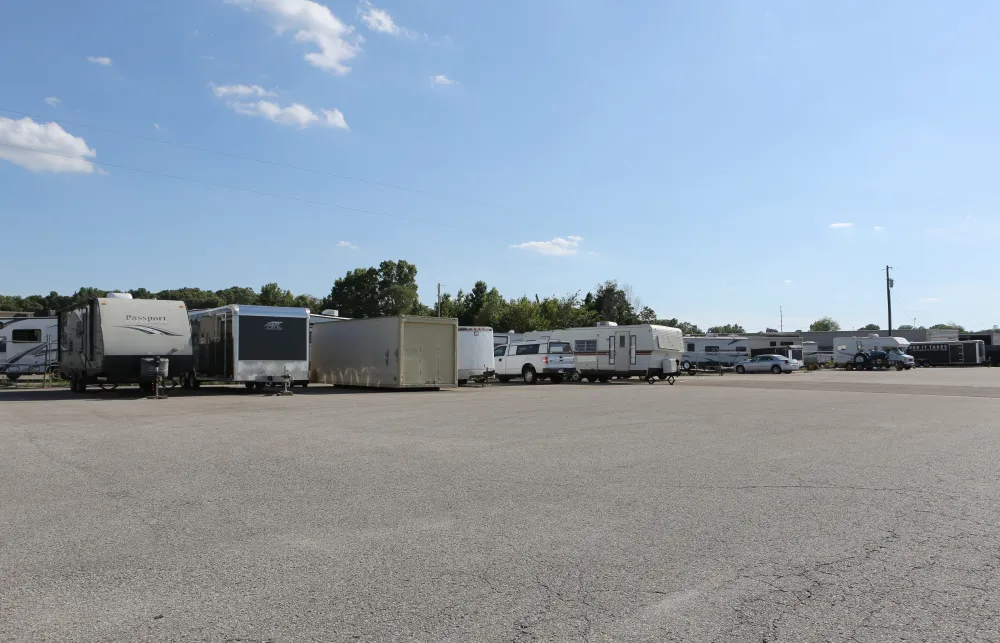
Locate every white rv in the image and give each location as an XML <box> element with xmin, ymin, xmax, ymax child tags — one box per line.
<box><xmin>0</xmin><ymin>316</ymin><xmax>58</xmax><ymax>380</ymax></box>
<box><xmin>681</xmin><ymin>335</ymin><xmax>749</xmax><ymax>371</ymax></box>
<box><xmin>833</xmin><ymin>334</ymin><xmax>915</xmax><ymax>369</ymax></box>
<box><xmin>522</xmin><ymin>322</ymin><xmax>682</xmax><ymax>383</ymax></box>
<box><xmin>458</xmin><ymin>326</ymin><xmax>495</xmax><ymax>384</ymax></box>
<box><xmin>59</xmin><ymin>296</ymin><xmax>194</xmax><ymax>393</ymax></box>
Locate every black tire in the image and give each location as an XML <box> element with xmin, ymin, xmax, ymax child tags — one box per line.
<box><xmin>570</xmin><ymin>371</ymin><xmax>582</xmax><ymax>382</ymax></box>
<box><xmin>69</xmin><ymin>373</ymin><xmax>78</xmax><ymax>393</ymax></box>
<box><xmin>598</xmin><ymin>375</ymin><xmax>610</xmax><ymax>383</ymax></box>
<box><xmin>522</xmin><ymin>366</ymin><xmax>538</xmax><ymax>385</ymax></box>
<box><xmin>771</xmin><ymin>365</ymin><xmax>782</xmax><ymax>374</ymax></box>
<box><xmin>682</xmin><ymin>360</ymin><xmax>692</xmax><ymax>371</ymax></box>
<box><xmin>735</xmin><ymin>365</ymin><xmax>746</xmax><ymax>374</ymax></box>
<box><xmin>550</xmin><ymin>375</ymin><xmax>563</xmax><ymax>384</ymax></box>
<box><xmin>5</xmin><ymin>373</ymin><xmax>20</xmax><ymax>382</ymax></box>
<box><xmin>497</xmin><ymin>376</ymin><xmax>511</xmax><ymax>383</ymax></box>
<box><xmin>191</xmin><ymin>376</ymin><xmax>201</xmax><ymax>389</ymax></box>
<box><xmin>874</xmin><ymin>357</ymin><xmax>887</xmax><ymax>369</ymax></box>
<box><xmin>585</xmin><ymin>376</ymin><xmax>596</xmax><ymax>383</ymax></box>
<box><xmin>896</xmin><ymin>364</ymin><xmax>904</xmax><ymax>371</ymax></box>
<box><xmin>657</xmin><ymin>374</ymin><xmax>667</xmax><ymax>380</ymax></box>
<box><xmin>458</xmin><ymin>379</ymin><xmax>468</xmax><ymax>386</ymax></box>
<box><xmin>245</xmin><ymin>382</ymin><xmax>255</xmax><ymax>389</ymax></box>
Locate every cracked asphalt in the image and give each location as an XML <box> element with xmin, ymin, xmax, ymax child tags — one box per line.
<box><xmin>2</xmin><ymin>368</ymin><xmax>1000</xmax><ymax>642</ymax></box>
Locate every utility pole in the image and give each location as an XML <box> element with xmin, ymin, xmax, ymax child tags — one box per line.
<box><xmin>885</xmin><ymin>265</ymin><xmax>894</xmax><ymax>333</ymax></box>
<box><xmin>437</xmin><ymin>283</ymin><xmax>442</xmax><ymax>317</ymax></box>
<box><xmin>780</xmin><ymin>306</ymin><xmax>783</xmax><ymax>332</ymax></box>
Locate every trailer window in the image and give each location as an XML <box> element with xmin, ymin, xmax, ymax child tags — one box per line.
<box><xmin>686</xmin><ymin>343</ymin><xmax>694</xmax><ymax>352</ymax></box>
<box><xmin>735</xmin><ymin>346</ymin><xmax>747</xmax><ymax>352</ymax></box>
<box><xmin>619</xmin><ymin>335</ymin><xmax>626</xmax><ymax>348</ymax></box>
<box><xmin>608</xmin><ymin>337</ymin><xmax>615</xmax><ymax>364</ymax></box>
<box><xmin>704</xmin><ymin>346</ymin><xmax>719</xmax><ymax>353</ymax></box>
<box><xmin>575</xmin><ymin>339</ymin><xmax>597</xmax><ymax>353</ymax></box>
<box><xmin>655</xmin><ymin>333</ymin><xmax>673</xmax><ymax>350</ymax></box>
<box><xmin>630</xmin><ymin>335</ymin><xmax>637</xmax><ymax>364</ymax></box>
<box><xmin>515</xmin><ymin>344</ymin><xmax>540</xmax><ymax>356</ymax></box>
<box><xmin>11</xmin><ymin>329</ymin><xmax>41</xmax><ymax>343</ymax></box>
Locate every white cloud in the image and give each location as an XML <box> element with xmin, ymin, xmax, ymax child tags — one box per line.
<box><xmin>44</xmin><ymin>97</ymin><xmax>60</xmax><ymax>107</ymax></box>
<box><xmin>431</xmin><ymin>74</ymin><xmax>456</xmax><ymax>86</ymax></box>
<box><xmin>212</xmin><ymin>83</ymin><xmax>276</xmax><ymax>98</ymax></box>
<box><xmin>873</xmin><ymin>225</ymin><xmax>884</xmax><ymax>232</ymax></box>
<box><xmin>228</xmin><ymin>99</ymin><xmax>349</xmax><ymax>129</ymax></box>
<box><xmin>828</xmin><ymin>222</ymin><xmax>852</xmax><ymax>229</ymax></box>
<box><xmin>153</xmin><ymin>123</ymin><xmax>160</xmax><ymax>130</ymax></box>
<box><xmin>359</xmin><ymin>1</ymin><xmax>417</xmax><ymax>39</ymax></box>
<box><xmin>337</xmin><ymin>240</ymin><xmax>359</xmax><ymax>249</ymax></box>
<box><xmin>510</xmin><ymin>235</ymin><xmax>583</xmax><ymax>257</ymax></box>
<box><xmin>87</xmin><ymin>56</ymin><xmax>112</xmax><ymax>66</ymax></box>
<box><xmin>921</xmin><ymin>297</ymin><xmax>938</xmax><ymax>303</ymax></box>
<box><xmin>784</xmin><ymin>279</ymin><xmax>793</xmax><ymax>284</ymax></box>
<box><xmin>226</xmin><ymin>0</ymin><xmax>360</xmax><ymax>75</ymax></box>
<box><xmin>0</xmin><ymin>117</ymin><xmax>97</xmax><ymax>173</ymax></box>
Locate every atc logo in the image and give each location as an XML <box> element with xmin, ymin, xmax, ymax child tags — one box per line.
<box><xmin>264</xmin><ymin>321</ymin><xmax>283</xmax><ymax>331</ymax></box>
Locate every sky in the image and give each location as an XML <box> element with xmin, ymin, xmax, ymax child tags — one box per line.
<box><xmin>2</xmin><ymin>0</ymin><xmax>1000</xmax><ymax>332</ymax></box>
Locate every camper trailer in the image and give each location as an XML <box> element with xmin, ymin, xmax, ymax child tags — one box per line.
<box><xmin>0</xmin><ymin>316</ymin><xmax>58</xmax><ymax>380</ymax></box>
<box><xmin>310</xmin><ymin>315</ymin><xmax>458</xmax><ymax>389</ymax></box>
<box><xmin>59</xmin><ymin>296</ymin><xmax>193</xmax><ymax>393</ymax></box>
<box><xmin>522</xmin><ymin>322</ymin><xmax>682</xmax><ymax>382</ymax></box>
<box><xmin>186</xmin><ymin>305</ymin><xmax>310</xmax><ymax>389</ymax></box>
<box><xmin>681</xmin><ymin>335</ymin><xmax>749</xmax><ymax>371</ymax></box>
<box><xmin>458</xmin><ymin>326</ymin><xmax>495</xmax><ymax>384</ymax></box>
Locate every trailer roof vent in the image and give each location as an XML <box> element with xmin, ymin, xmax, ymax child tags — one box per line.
<box><xmin>105</xmin><ymin>292</ymin><xmax>133</xmax><ymax>299</ymax></box>
<box><xmin>321</xmin><ymin>309</ymin><xmax>339</xmax><ymax>317</ymax></box>
<box><xmin>867</xmin><ymin>333</ymin><xmax>880</xmax><ymax>338</ymax></box>
<box><xmin>596</xmin><ymin>321</ymin><xmax>618</xmax><ymax>327</ymax></box>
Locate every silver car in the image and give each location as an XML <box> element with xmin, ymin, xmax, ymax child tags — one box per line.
<box><xmin>734</xmin><ymin>354</ymin><xmax>800</xmax><ymax>374</ymax></box>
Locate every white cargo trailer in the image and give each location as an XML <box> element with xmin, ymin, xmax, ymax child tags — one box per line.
<box><xmin>457</xmin><ymin>326</ymin><xmax>495</xmax><ymax>384</ymax></box>
<box><xmin>310</xmin><ymin>315</ymin><xmax>458</xmax><ymax>389</ymax></box>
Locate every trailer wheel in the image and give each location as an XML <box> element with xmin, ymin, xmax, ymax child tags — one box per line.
<box><xmin>77</xmin><ymin>374</ymin><xmax>87</xmax><ymax>393</ymax></box>
<box><xmin>244</xmin><ymin>382</ymin><xmax>255</xmax><ymax>389</ymax></box>
<box><xmin>4</xmin><ymin>374</ymin><xmax>20</xmax><ymax>382</ymax></box>
<box><xmin>585</xmin><ymin>376</ymin><xmax>596</xmax><ymax>383</ymax></box>
<box><xmin>570</xmin><ymin>371</ymin><xmax>582</xmax><ymax>382</ymax></box>
<box><xmin>598</xmin><ymin>375</ymin><xmax>610</xmax><ymax>383</ymax></box>
<box><xmin>497</xmin><ymin>376</ymin><xmax>511</xmax><ymax>383</ymax></box>
<box><xmin>682</xmin><ymin>360</ymin><xmax>692</xmax><ymax>372</ymax></box>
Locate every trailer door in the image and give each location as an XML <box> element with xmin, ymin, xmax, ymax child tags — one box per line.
<box><xmin>949</xmin><ymin>343</ymin><xmax>964</xmax><ymax>364</ymax></box>
<box><xmin>614</xmin><ymin>331</ymin><xmax>631</xmax><ymax>372</ymax></box>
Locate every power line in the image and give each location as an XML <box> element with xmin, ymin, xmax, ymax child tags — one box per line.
<box><xmin>0</xmin><ymin>106</ymin><xmax>495</xmax><ymax>209</ymax></box>
<box><xmin>0</xmin><ymin>141</ymin><xmax>489</xmax><ymax>233</ymax></box>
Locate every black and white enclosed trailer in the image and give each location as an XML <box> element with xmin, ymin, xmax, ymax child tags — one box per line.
<box><xmin>186</xmin><ymin>305</ymin><xmax>310</xmax><ymax>389</ymax></box>
<box><xmin>58</xmin><ymin>294</ymin><xmax>193</xmax><ymax>393</ymax></box>
<box><xmin>959</xmin><ymin>332</ymin><xmax>1000</xmax><ymax>366</ymax></box>
<box><xmin>907</xmin><ymin>340</ymin><xmax>985</xmax><ymax>367</ymax></box>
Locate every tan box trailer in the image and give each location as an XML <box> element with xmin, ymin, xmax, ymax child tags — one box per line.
<box><xmin>310</xmin><ymin>315</ymin><xmax>458</xmax><ymax>389</ymax></box>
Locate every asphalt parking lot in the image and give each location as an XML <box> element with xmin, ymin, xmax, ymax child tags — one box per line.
<box><xmin>3</xmin><ymin>369</ymin><xmax>1000</xmax><ymax>642</ymax></box>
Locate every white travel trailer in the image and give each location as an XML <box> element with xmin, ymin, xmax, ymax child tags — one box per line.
<box><xmin>458</xmin><ymin>326</ymin><xmax>495</xmax><ymax>384</ymax></box>
<box><xmin>59</xmin><ymin>296</ymin><xmax>194</xmax><ymax>393</ymax></box>
<box><xmin>310</xmin><ymin>315</ymin><xmax>457</xmax><ymax>389</ymax></box>
<box><xmin>493</xmin><ymin>331</ymin><xmax>524</xmax><ymax>347</ymax></box>
<box><xmin>0</xmin><ymin>316</ymin><xmax>58</xmax><ymax>380</ymax></box>
<box><xmin>681</xmin><ymin>335</ymin><xmax>749</xmax><ymax>371</ymax></box>
<box><xmin>187</xmin><ymin>305</ymin><xmax>311</xmax><ymax>388</ymax></box>
<box><xmin>522</xmin><ymin>322</ymin><xmax>682</xmax><ymax>383</ymax></box>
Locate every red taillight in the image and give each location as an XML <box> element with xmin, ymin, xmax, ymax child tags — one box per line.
<box><xmin>543</xmin><ymin>356</ymin><xmax>549</xmax><ymax>364</ymax></box>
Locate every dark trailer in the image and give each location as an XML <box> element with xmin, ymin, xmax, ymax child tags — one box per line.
<box><xmin>907</xmin><ymin>340</ymin><xmax>984</xmax><ymax>367</ymax></box>
<box><xmin>185</xmin><ymin>305</ymin><xmax>310</xmax><ymax>389</ymax></box>
<box><xmin>959</xmin><ymin>332</ymin><xmax>1000</xmax><ymax>366</ymax></box>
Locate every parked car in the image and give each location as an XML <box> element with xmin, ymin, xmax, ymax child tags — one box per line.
<box><xmin>494</xmin><ymin>340</ymin><xmax>576</xmax><ymax>384</ymax></box>
<box><xmin>734</xmin><ymin>354</ymin><xmax>800</xmax><ymax>374</ymax></box>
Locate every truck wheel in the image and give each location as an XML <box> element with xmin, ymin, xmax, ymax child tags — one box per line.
<box><xmin>570</xmin><ymin>371</ymin><xmax>582</xmax><ymax>382</ymax></box>
<box><xmin>735</xmin><ymin>365</ymin><xmax>746</xmax><ymax>374</ymax></box>
<box><xmin>550</xmin><ymin>375</ymin><xmax>563</xmax><ymax>384</ymax></box>
<box><xmin>770</xmin><ymin>365</ymin><xmax>782</xmax><ymax>374</ymax></box>
<box><xmin>497</xmin><ymin>376</ymin><xmax>511</xmax><ymax>383</ymax></box>
<box><xmin>522</xmin><ymin>366</ymin><xmax>538</xmax><ymax>384</ymax></box>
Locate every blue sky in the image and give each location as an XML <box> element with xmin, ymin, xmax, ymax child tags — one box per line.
<box><xmin>2</xmin><ymin>0</ymin><xmax>999</xmax><ymax>331</ymax></box>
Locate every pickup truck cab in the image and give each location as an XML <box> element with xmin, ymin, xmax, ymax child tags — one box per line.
<box><xmin>494</xmin><ymin>340</ymin><xmax>576</xmax><ymax>384</ymax></box>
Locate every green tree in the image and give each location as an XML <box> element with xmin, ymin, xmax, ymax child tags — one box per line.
<box><xmin>585</xmin><ymin>281</ymin><xmax>639</xmax><ymax>325</ymax></box>
<box><xmin>859</xmin><ymin>323</ymin><xmax>881</xmax><ymax>331</ymax></box>
<box><xmin>259</xmin><ymin>282</ymin><xmax>295</xmax><ymax>307</ymax></box>
<box><xmin>325</xmin><ymin>259</ymin><xmax>422</xmax><ymax>318</ymax></box>
<box><xmin>707</xmin><ymin>323</ymin><xmax>746</xmax><ymax>334</ymax></box>
<box><xmin>638</xmin><ymin>306</ymin><xmax>657</xmax><ymax>324</ymax></box>
<box><xmin>896</xmin><ymin>324</ymin><xmax>915</xmax><ymax>330</ymax></box>
<box><xmin>809</xmin><ymin>317</ymin><xmax>841</xmax><ymax>332</ymax></box>
<box><xmin>659</xmin><ymin>318</ymin><xmax>703</xmax><ymax>335</ymax></box>
<box><xmin>475</xmin><ymin>287</ymin><xmax>507</xmax><ymax>329</ymax></box>
<box><xmin>502</xmin><ymin>296</ymin><xmax>542</xmax><ymax>333</ymax></box>
<box><xmin>215</xmin><ymin>286</ymin><xmax>260</xmax><ymax>305</ymax></box>
<box><xmin>930</xmin><ymin>322</ymin><xmax>967</xmax><ymax>332</ymax></box>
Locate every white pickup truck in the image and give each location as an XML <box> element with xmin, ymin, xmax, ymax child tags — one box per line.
<box><xmin>494</xmin><ymin>339</ymin><xmax>576</xmax><ymax>384</ymax></box>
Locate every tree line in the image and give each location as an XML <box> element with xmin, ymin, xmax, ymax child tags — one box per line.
<box><xmin>1</xmin><ymin>259</ymin><xmax>991</xmax><ymax>334</ymax></box>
